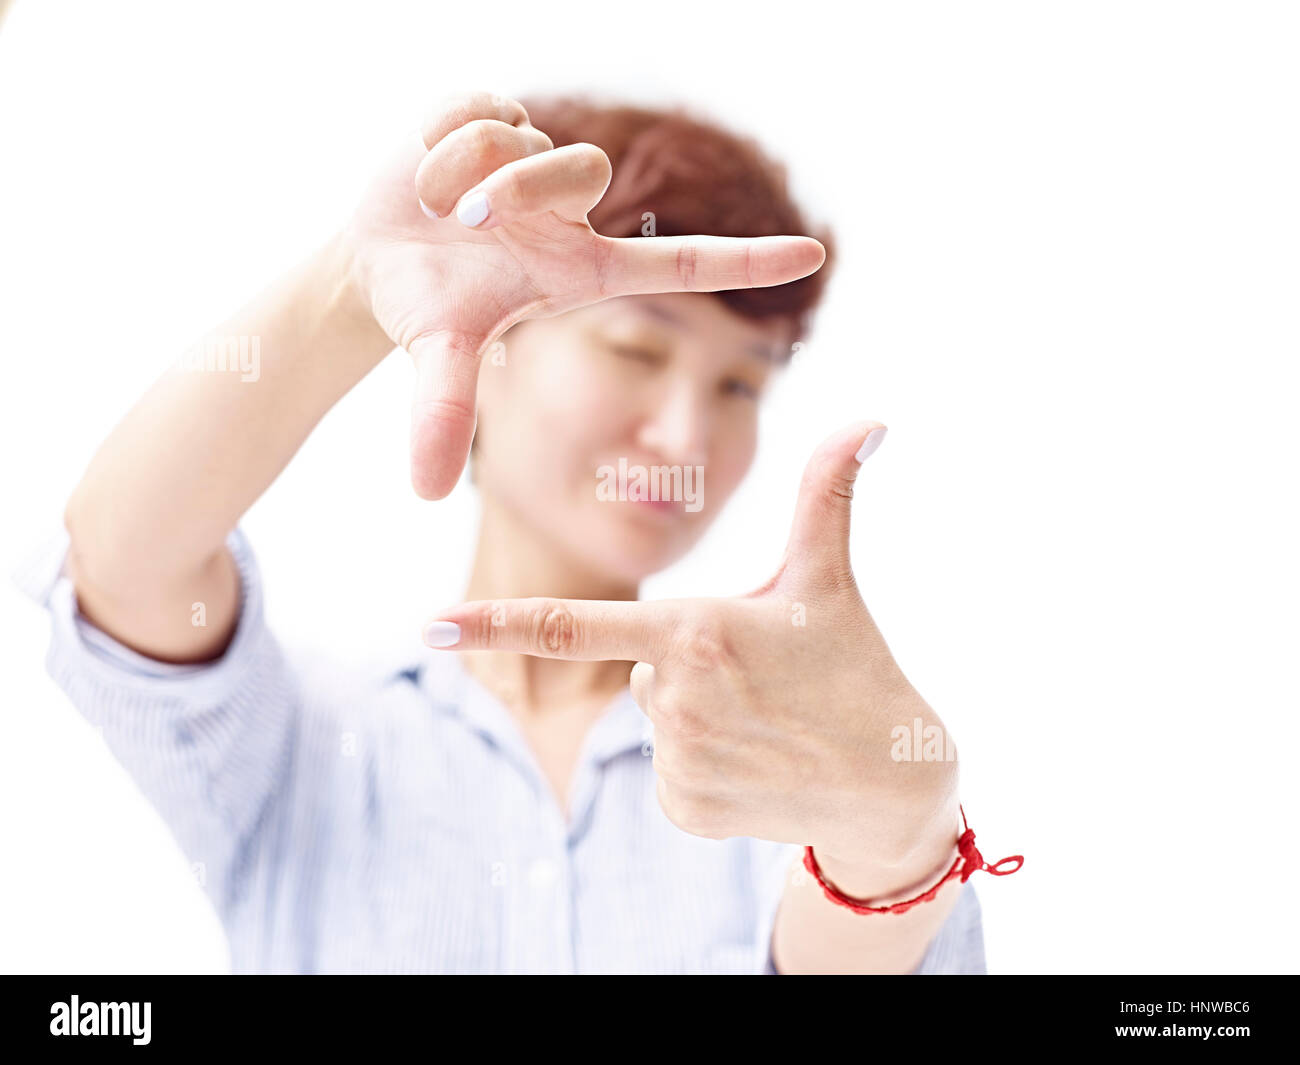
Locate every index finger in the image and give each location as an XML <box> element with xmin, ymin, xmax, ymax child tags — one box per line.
<box><xmin>598</xmin><ymin>233</ymin><xmax>826</xmax><ymax>298</ymax></box>
<box><xmin>422</xmin><ymin>596</ymin><xmax>677</xmax><ymax>663</ymax></box>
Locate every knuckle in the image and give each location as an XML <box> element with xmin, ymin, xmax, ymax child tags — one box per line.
<box><xmin>495</xmin><ymin>166</ymin><xmax>525</xmax><ymax>208</ymax></box>
<box><xmin>444</xmin><ymin>96</ymin><xmax>480</xmax><ymax>126</ymax></box>
<box><xmin>802</xmin><ymin>455</ymin><xmax>852</xmax><ymax>502</ymax></box>
<box><xmin>589</xmin><ymin>233</ymin><xmax>615</xmax><ymax>299</ymax></box>
<box><xmin>826</xmin><ymin>469</ymin><xmax>856</xmax><ymax>502</ymax></box>
<box><xmin>676</xmin><ymin>239</ymin><xmax>698</xmax><ymax>290</ymax></box>
<box><xmin>497</xmin><ymin>94</ymin><xmax>530</xmax><ymax>126</ymax></box>
<box><xmin>467</xmin><ymin>119</ymin><xmax>500</xmax><ymax>156</ymax></box>
<box><xmin>427</xmin><ymin>92</ymin><xmax>527</xmax><ymax>145</ymax></box>
<box><xmin>575</xmin><ymin>143</ymin><xmax>612</xmax><ymax>186</ymax></box>
<box><xmin>650</xmin><ymin>739</ymin><xmax>675</xmax><ymax>784</ymax></box>
<box><xmin>650</xmin><ymin>714</ymin><xmax>713</xmax><ymax>789</ymax></box>
<box><xmin>410</xmin><ymin>394</ymin><xmax>476</xmax><ymax>428</ymax></box>
<box><xmin>422</xmin><ymin>96</ymin><xmax>465</xmax><ymax>143</ymax></box>
<box><xmin>477</xmin><ymin>605</ymin><xmax>505</xmax><ymax>648</ymax></box>
<box><xmin>654</xmin><ymin>694</ymin><xmax>706</xmax><ymax>745</ymax></box>
<box><xmin>535</xmin><ymin>600</ymin><xmax>579</xmax><ymax>656</ymax></box>
<box><xmin>651</xmin><ymin>688</ymin><xmax>687</xmax><ymax>726</ymax></box>
<box><xmin>672</xmin><ymin>707</ymin><xmax>710</xmax><ymax>746</ymax></box>
<box><xmin>424</xmin><ymin>92</ymin><xmax>495</xmax><ymax>146</ymax></box>
<box><xmin>528</xmin><ymin>125</ymin><xmax>555</xmax><ymax>152</ymax></box>
<box><xmin>674</xmin><ymin>617</ymin><xmax>729</xmax><ymax>671</ymax></box>
<box><xmin>456</xmin><ymin>90</ymin><xmax>498</xmax><ymax>114</ymax></box>
<box><xmin>650</xmin><ymin>732</ymin><xmax>687</xmax><ymax>784</ymax></box>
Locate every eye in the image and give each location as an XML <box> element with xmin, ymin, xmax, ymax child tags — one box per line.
<box><xmin>721</xmin><ymin>376</ymin><xmax>760</xmax><ymax>400</ymax></box>
<box><xmin>607</xmin><ymin>343</ymin><xmax>665</xmax><ymax>367</ymax></box>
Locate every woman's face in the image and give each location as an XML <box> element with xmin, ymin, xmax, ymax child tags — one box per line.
<box><xmin>472</xmin><ymin>292</ymin><xmax>793</xmax><ymax>585</ymax></box>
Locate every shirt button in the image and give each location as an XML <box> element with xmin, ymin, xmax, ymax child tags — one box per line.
<box><xmin>526</xmin><ymin>857</ymin><xmax>559</xmax><ymax>890</ymax></box>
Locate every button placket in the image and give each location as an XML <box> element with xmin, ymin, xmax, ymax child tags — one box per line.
<box><xmin>511</xmin><ymin>801</ymin><xmax>571</xmax><ymax>974</ymax></box>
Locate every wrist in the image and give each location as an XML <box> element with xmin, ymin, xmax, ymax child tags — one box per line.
<box><xmin>811</xmin><ymin>791</ymin><xmax>963</xmax><ymax>904</ymax></box>
<box><xmin>310</xmin><ymin>231</ymin><xmax>394</xmax><ymax>364</ymax></box>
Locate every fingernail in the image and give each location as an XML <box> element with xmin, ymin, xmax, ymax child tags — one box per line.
<box><xmin>422</xmin><ymin>621</ymin><xmax>461</xmax><ymax>648</ymax></box>
<box><xmin>456</xmin><ymin>190</ymin><xmax>490</xmax><ymax>227</ymax></box>
<box><xmin>419</xmin><ymin>197</ymin><xmax>440</xmax><ymax>220</ymax></box>
<box><xmin>854</xmin><ymin>426</ymin><xmax>887</xmax><ymax>463</ymax></box>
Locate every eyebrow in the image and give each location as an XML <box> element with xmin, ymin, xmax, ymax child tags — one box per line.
<box><xmin>636</xmin><ymin>300</ymin><xmax>782</xmax><ymax>363</ymax></box>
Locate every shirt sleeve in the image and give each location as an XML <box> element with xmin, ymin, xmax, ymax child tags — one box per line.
<box><xmin>909</xmin><ymin>881</ymin><xmax>988</xmax><ymax>974</ymax></box>
<box><xmin>751</xmin><ymin>839</ymin><xmax>804</xmax><ymax>975</ymax></box>
<box><xmin>15</xmin><ymin>525</ymin><xmax>299</xmax><ymax>918</ymax></box>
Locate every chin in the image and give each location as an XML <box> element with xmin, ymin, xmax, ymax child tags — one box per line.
<box><xmin>573</xmin><ymin>516</ymin><xmax>696</xmax><ymax>587</ymax></box>
<box><xmin>581</xmin><ymin>540</ymin><xmax>679</xmax><ymax>587</ymax></box>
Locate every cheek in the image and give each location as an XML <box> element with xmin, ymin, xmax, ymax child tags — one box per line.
<box><xmin>481</xmin><ymin>350</ymin><xmax>625</xmax><ymax>491</ymax></box>
<box><xmin>528</xmin><ymin>358</ymin><xmax>628</xmax><ymax>472</ymax></box>
<box><xmin>705</xmin><ymin>416</ymin><xmax>759</xmax><ymax>506</ymax></box>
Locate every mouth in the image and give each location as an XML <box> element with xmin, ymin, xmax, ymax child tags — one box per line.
<box><xmin>625</xmin><ymin>497</ymin><xmax>684</xmax><ymax>520</ymax></box>
<box><xmin>594</xmin><ymin>457</ymin><xmax>705</xmax><ymax>519</ymax></box>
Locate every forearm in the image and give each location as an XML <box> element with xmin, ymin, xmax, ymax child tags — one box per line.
<box><xmin>64</xmin><ymin>233</ymin><xmax>392</xmax><ymax>655</ymax></box>
<box><xmin>771</xmin><ymin>781</ymin><xmax>965</xmax><ymax>974</ymax></box>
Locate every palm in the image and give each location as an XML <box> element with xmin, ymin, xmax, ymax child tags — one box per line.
<box><xmin>352</xmin><ymin>138</ymin><xmax>597</xmax><ymax>351</ymax></box>
<box><xmin>346</xmin><ymin>114</ymin><xmax>825</xmax><ymax>500</ymax></box>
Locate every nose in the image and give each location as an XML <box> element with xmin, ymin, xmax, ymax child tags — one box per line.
<box><xmin>634</xmin><ymin>379</ymin><xmax>710</xmax><ymax>467</ymax></box>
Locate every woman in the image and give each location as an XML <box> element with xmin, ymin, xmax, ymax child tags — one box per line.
<box><xmin>30</xmin><ymin>91</ymin><xmax>998</xmax><ymax>974</ymax></box>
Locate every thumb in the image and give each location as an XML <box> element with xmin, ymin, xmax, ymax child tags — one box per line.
<box><xmin>778</xmin><ymin>420</ymin><xmax>887</xmax><ymax>588</ymax></box>
<box><xmin>408</xmin><ymin>331</ymin><xmax>485</xmax><ymax>500</ymax></box>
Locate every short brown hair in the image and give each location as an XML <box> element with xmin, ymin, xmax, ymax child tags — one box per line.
<box><xmin>519</xmin><ymin>94</ymin><xmax>835</xmax><ymax>347</ymax></box>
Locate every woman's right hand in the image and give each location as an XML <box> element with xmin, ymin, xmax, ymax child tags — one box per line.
<box><xmin>342</xmin><ymin>91</ymin><xmax>826</xmax><ymax>500</ymax></box>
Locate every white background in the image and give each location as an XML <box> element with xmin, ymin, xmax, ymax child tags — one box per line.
<box><xmin>1</xmin><ymin>0</ymin><xmax>1297</xmax><ymax>974</ymax></box>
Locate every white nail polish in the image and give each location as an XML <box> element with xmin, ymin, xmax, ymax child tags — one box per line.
<box><xmin>422</xmin><ymin>621</ymin><xmax>461</xmax><ymax>648</ymax></box>
<box><xmin>456</xmin><ymin>191</ymin><xmax>490</xmax><ymax>227</ymax></box>
<box><xmin>854</xmin><ymin>426</ymin><xmax>887</xmax><ymax>463</ymax></box>
<box><xmin>418</xmin><ymin>197</ymin><xmax>440</xmax><ymax>220</ymax></box>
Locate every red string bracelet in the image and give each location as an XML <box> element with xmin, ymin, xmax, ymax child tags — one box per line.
<box><xmin>802</xmin><ymin>805</ymin><xmax>1023</xmax><ymax>916</ymax></box>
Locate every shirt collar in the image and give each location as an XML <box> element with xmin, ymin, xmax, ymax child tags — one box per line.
<box><xmin>411</xmin><ymin>650</ymin><xmax>652</xmax><ymax>767</ymax></box>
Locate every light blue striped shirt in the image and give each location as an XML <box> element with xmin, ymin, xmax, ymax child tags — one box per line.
<box><xmin>23</xmin><ymin>527</ymin><xmax>986</xmax><ymax>974</ymax></box>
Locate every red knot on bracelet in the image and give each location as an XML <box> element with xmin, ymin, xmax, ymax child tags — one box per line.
<box><xmin>802</xmin><ymin>805</ymin><xmax>1024</xmax><ymax>915</ymax></box>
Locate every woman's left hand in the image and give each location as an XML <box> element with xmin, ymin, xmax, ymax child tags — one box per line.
<box><xmin>423</xmin><ymin>421</ymin><xmax>960</xmax><ymax>885</ymax></box>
